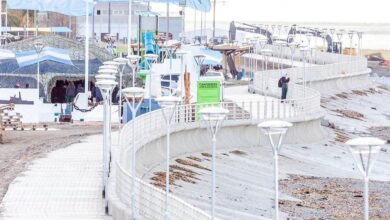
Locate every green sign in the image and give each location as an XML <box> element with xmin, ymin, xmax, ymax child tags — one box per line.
<box><xmin>197</xmin><ymin>80</ymin><xmax>221</xmax><ymax>120</ymax></box>
<box><xmin>197</xmin><ymin>80</ymin><xmax>221</xmax><ymax>104</ymax></box>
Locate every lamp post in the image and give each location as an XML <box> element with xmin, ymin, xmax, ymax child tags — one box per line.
<box><xmin>329</xmin><ymin>28</ymin><xmax>335</xmax><ymax>53</ymax></box>
<box><xmin>260</xmin><ymin>49</ymin><xmax>272</xmax><ymax>99</ymax></box>
<box><xmin>200</xmin><ymin>107</ymin><xmax>229</xmax><ymax>220</ymax></box>
<box><xmin>258</xmin><ymin>120</ymin><xmax>292</xmax><ymax>220</ymax></box>
<box><xmin>144</xmin><ymin>54</ymin><xmax>159</xmax><ymax>112</ymax></box>
<box><xmin>346</xmin><ymin>137</ymin><xmax>386</xmax><ymax>220</ymax></box>
<box><xmin>95</xmin><ymin>77</ymin><xmax>117</xmax><ymax>213</ymax></box>
<box><xmin>96</xmin><ymin>67</ymin><xmax>118</xmax><ymax>201</ymax></box>
<box><xmin>175</xmin><ymin>50</ymin><xmax>187</xmax><ymax>98</ymax></box>
<box><xmin>194</xmin><ymin>55</ymin><xmax>205</xmax><ymax>79</ymax></box>
<box><xmin>299</xmin><ymin>47</ymin><xmax>310</xmax><ymax>97</ymax></box>
<box><xmin>34</xmin><ymin>41</ymin><xmax>44</xmax><ymax>100</ymax></box>
<box><xmin>122</xmin><ymin>87</ymin><xmax>145</xmax><ymax>220</ymax></box>
<box><xmin>348</xmin><ymin>31</ymin><xmax>354</xmax><ymax>71</ymax></box>
<box><xmin>114</xmin><ymin>57</ymin><xmax>129</xmax><ymax>134</ymax></box>
<box><xmin>156</xmin><ymin>96</ymin><xmax>181</xmax><ymax>220</ymax></box>
<box><xmin>357</xmin><ymin>32</ymin><xmax>363</xmax><ymax>57</ymax></box>
<box><xmin>128</xmin><ymin>55</ymin><xmax>140</xmax><ymax>87</ymax></box>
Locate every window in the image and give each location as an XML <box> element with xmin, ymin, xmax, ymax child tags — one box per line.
<box><xmin>96</xmin><ymin>10</ymin><xmax>101</xmax><ymax>15</ymax></box>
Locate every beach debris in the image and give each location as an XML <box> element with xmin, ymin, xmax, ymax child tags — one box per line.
<box><xmin>229</xmin><ymin>150</ymin><xmax>247</xmax><ymax>156</ymax></box>
<box><xmin>175</xmin><ymin>159</ymin><xmax>211</xmax><ymax>171</ymax></box>
<box><xmin>352</xmin><ymin>90</ymin><xmax>368</xmax><ymax>96</ymax></box>
<box><xmin>150</xmin><ymin>165</ymin><xmax>201</xmax><ymax>189</ymax></box>
<box><xmin>335</xmin><ymin>93</ymin><xmax>349</xmax><ymax>99</ymax></box>
<box><xmin>280</xmin><ymin>175</ymin><xmax>390</xmax><ymax>219</ymax></box>
<box><xmin>187</xmin><ymin>156</ymin><xmax>202</xmax><ymax>162</ymax></box>
<box><xmin>334</xmin><ymin>130</ymin><xmax>350</xmax><ymax>143</ymax></box>
<box><xmin>334</xmin><ymin>109</ymin><xmax>364</xmax><ymax>120</ymax></box>
<box><xmin>201</xmin><ymin>152</ymin><xmax>212</xmax><ymax>157</ymax></box>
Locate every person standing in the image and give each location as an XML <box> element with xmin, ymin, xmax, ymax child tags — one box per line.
<box><xmin>278</xmin><ymin>73</ymin><xmax>290</xmax><ymax>100</ymax></box>
<box><xmin>65</xmin><ymin>82</ymin><xmax>76</xmax><ymax>103</ymax></box>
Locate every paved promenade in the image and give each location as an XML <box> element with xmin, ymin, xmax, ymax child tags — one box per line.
<box><xmin>0</xmin><ymin>134</ymin><xmax>113</xmax><ymax>220</ymax></box>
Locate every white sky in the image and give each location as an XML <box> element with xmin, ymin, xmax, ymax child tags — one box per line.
<box><xmin>152</xmin><ymin>0</ymin><xmax>390</xmax><ymax>23</ymax></box>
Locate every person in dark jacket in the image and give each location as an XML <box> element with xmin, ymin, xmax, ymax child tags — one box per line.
<box><xmin>279</xmin><ymin>73</ymin><xmax>290</xmax><ymax>100</ymax></box>
<box><xmin>65</xmin><ymin>82</ymin><xmax>76</xmax><ymax>103</ymax></box>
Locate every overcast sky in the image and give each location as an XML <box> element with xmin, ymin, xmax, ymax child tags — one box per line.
<box><xmin>152</xmin><ymin>0</ymin><xmax>390</xmax><ymax>24</ymax></box>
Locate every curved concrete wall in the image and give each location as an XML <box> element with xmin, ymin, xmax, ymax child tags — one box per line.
<box><xmin>122</xmin><ymin>118</ymin><xmax>327</xmax><ymax>177</ymax></box>
<box><xmin>309</xmin><ymin>70</ymin><xmax>371</xmax><ymax>95</ymax></box>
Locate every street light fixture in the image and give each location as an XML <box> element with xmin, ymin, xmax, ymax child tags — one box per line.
<box><xmin>200</xmin><ymin>106</ymin><xmax>229</xmax><ymax>220</ymax></box>
<box><xmin>127</xmin><ymin>55</ymin><xmax>141</xmax><ymax>87</ymax></box>
<box><xmin>156</xmin><ymin>96</ymin><xmax>181</xmax><ymax>220</ymax></box>
<box><xmin>357</xmin><ymin>32</ymin><xmax>363</xmax><ymax>57</ymax></box>
<box><xmin>329</xmin><ymin>28</ymin><xmax>335</xmax><ymax>53</ymax></box>
<box><xmin>299</xmin><ymin>47</ymin><xmax>311</xmax><ymax>97</ymax></box>
<box><xmin>258</xmin><ymin>120</ymin><xmax>292</xmax><ymax>220</ymax></box>
<box><xmin>114</xmin><ymin>57</ymin><xmax>130</xmax><ymax>139</ymax></box>
<box><xmin>95</xmin><ymin>77</ymin><xmax>117</xmax><ymax>213</ymax></box>
<box><xmin>194</xmin><ymin>54</ymin><xmax>205</xmax><ymax>79</ymax></box>
<box><xmin>34</xmin><ymin>41</ymin><xmax>45</xmax><ymax>100</ymax></box>
<box><xmin>144</xmin><ymin>54</ymin><xmax>159</xmax><ymax>112</ymax></box>
<box><xmin>260</xmin><ymin>49</ymin><xmax>272</xmax><ymax>99</ymax></box>
<box><xmin>175</xmin><ymin>50</ymin><xmax>187</xmax><ymax>98</ymax></box>
<box><xmin>122</xmin><ymin>86</ymin><xmax>145</xmax><ymax>220</ymax></box>
<box><xmin>346</xmin><ymin>137</ymin><xmax>386</xmax><ymax>220</ymax></box>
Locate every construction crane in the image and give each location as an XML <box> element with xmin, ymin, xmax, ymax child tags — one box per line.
<box><xmin>229</xmin><ymin>21</ymin><xmax>341</xmax><ymax>53</ymax></box>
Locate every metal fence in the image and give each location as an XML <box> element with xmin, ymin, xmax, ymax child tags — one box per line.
<box><xmin>113</xmin><ymin>46</ymin><xmax>368</xmax><ymax>219</ymax></box>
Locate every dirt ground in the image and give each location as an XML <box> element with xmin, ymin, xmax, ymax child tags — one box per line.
<box><xmin>280</xmin><ymin>175</ymin><xmax>390</xmax><ymax>220</ymax></box>
<box><xmin>0</xmin><ymin>123</ymin><xmax>109</xmax><ymax>202</ymax></box>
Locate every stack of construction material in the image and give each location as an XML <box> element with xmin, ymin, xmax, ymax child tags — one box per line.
<box><xmin>1</xmin><ymin>104</ymin><xmax>23</xmax><ymax>131</ymax></box>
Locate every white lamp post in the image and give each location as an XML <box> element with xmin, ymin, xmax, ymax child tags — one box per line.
<box><xmin>348</xmin><ymin>31</ymin><xmax>354</xmax><ymax>71</ymax></box>
<box><xmin>260</xmin><ymin>49</ymin><xmax>272</xmax><ymax>99</ymax></box>
<box><xmin>175</xmin><ymin>50</ymin><xmax>187</xmax><ymax>98</ymax></box>
<box><xmin>258</xmin><ymin>38</ymin><xmax>268</xmax><ymax>71</ymax></box>
<box><xmin>346</xmin><ymin>137</ymin><xmax>386</xmax><ymax>220</ymax></box>
<box><xmin>128</xmin><ymin>55</ymin><xmax>140</xmax><ymax>87</ymax></box>
<box><xmin>114</xmin><ymin>57</ymin><xmax>130</xmax><ymax>136</ymax></box>
<box><xmin>258</xmin><ymin>120</ymin><xmax>292</xmax><ymax>220</ymax></box>
<box><xmin>329</xmin><ymin>28</ymin><xmax>335</xmax><ymax>53</ymax></box>
<box><xmin>194</xmin><ymin>55</ymin><xmax>205</xmax><ymax>79</ymax></box>
<box><xmin>34</xmin><ymin>41</ymin><xmax>44</xmax><ymax>100</ymax></box>
<box><xmin>95</xmin><ymin>78</ymin><xmax>117</xmax><ymax>213</ymax></box>
<box><xmin>144</xmin><ymin>54</ymin><xmax>159</xmax><ymax>112</ymax></box>
<box><xmin>156</xmin><ymin>96</ymin><xmax>181</xmax><ymax>220</ymax></box>
<box><xmin>299</xmin><ymin>47</ymin><xmax>310</xmax><ymax>97</ymax></box>
<box><xmin>122</xmin><ymin>87</ymin><xmax>145</xmax><ymax>220</ymax></box>
<box><xmin>200</xmin><ymin>107</ymin><xmax>229</xmax><ymax>219</ymax></box>
<box><xmin>357</xmin><ymin>32</ymin><xmax>363</xmax><ymax>57</ymax></box>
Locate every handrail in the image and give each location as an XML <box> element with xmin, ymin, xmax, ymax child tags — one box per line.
<box><xmin>116</xmin><ymin>98</ymin><xmax>322</xmax><ymax>219</ymax></box>
<box><xmin>112</xmin><ymin>46</ymin><xmax>369</xmax><ymax>219</ymax></box>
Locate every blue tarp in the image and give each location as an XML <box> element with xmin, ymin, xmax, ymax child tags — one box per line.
<box><xmin>7</xmin><ymin>0</ymin><xmax>211</xmax><ymax>16</ymax></box>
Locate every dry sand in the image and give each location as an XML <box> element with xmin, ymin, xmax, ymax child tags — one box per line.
<box><xmin>0</xmin><ymin>123</ymin><xmax>108</xmax><ymax>202</ymax></box>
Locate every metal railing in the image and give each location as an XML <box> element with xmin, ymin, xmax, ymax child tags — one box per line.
<box><xmin>113</xmin><ymin>45</ymin><xmax>370</xmax><ymax>219</ymax></box>
<box><xmin>115</xmin><ymin>96</ymin><xmax>323</xmax><ymax>219</ymax></box>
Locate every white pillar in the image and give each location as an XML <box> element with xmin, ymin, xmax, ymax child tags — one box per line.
<box><xmin>85</xmin><ymin>0</ymin><xmax>90</xmax><ymax>99</ymax></box>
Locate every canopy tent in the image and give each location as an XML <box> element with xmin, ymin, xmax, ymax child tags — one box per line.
<box><xmin>7</xmin><ymin>0</ymin><xmax>211</xmax><ymax>16</ymax></box>
<box><xmin>0</xmin><ymin>27</ymin><xmax>71</xmax><ymax>33</ymax></box>
<box><xmin>15</xmin><ymin>47</ymin><xmax>74</xmax><ymax>68</ymax></box>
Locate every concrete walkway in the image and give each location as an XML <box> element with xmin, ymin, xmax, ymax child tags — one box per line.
<box><xmin>0</xmin><ymin>134</ymin><xmax>113</xmax><ymax>220</ymax></box>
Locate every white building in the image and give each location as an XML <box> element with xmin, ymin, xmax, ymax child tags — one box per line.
<box><xmin>76</xmin><ymin>2</ymin><xmax>183</xmax><ymax>42</ymax></box>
